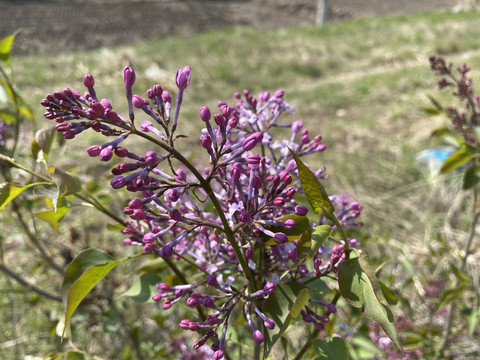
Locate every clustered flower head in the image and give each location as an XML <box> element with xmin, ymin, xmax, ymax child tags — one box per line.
<box><xmin>429</xmin><ymin>55</ymin><xmax>480</xmax><ymax>147</ymax></box>
<box><xmin>41</xmin><ymin>65</ymin><xmax>363</xmax><ymax>357</ymax></box>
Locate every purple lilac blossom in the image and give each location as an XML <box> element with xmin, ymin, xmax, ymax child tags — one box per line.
<box><xmin>41</xmin><ymin>65</ymin><xmax>364</xmax><ymax>357</ymax></box>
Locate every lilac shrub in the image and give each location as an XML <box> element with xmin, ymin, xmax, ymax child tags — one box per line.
<box><xmin>41</xmin><ymin>65</ymin><xmax>369</xmax><ymax>357</ymax></box>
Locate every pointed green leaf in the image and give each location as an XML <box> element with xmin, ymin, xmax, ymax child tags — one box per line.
<box><xmin>338</xmin><ymin>253</ymin><xmax>402</xmax><ymax>351</ymax></box>
<box><xmin>297</xmin><ymin>225</ymin><xmax>332</xmax><ymax>264</ymax></box>
<box><xmin>314</xmin><ymin>337</ymin><xmax>348</xmax><ymax>360</ymax></box>
<box><xmin>0</xmin><ymin>182</ymin><xmax>47</xmax><ymax>209</ymax></box>
<box><xmin>440</xmin><ymin>147</ymin><xmax>470</xmax><ymax>174</ymax></box>
<box><xmin>468</xmin><ymin>309</ymin><xmax>479</xmax><ymax>337</ymax></box>
<box><xmin>32</xmin><ymin>126</ymin><xmax>56</xmax><ymax>161</ymax></box>
<box><xmin>54</xmin><ymin>168</ymin><xmax>82</xmax><ymax>196</ymax></box>
<box><xmin>263</xmin><ymin>282</ymin><xmax>307</xmax><ymax>358</ymax></box>
<box><xmin>61</xmin><ymin>249</ymin><xmax>141</xmax><ymax>337</ymax></box>
<box><xmin>34</xmin><ymin>205</ymin><xmax>70</xmax><ymax>232</ymax></box>
<box><xmin>33</xmin><ymin>185</ymin><xmax>60</xmax><ymax>211</ymax></box>
<box><xmin>288</xmin><ymin>148</ymin><xmax>334</xmax><ymax>214</ymax></box>
<box><xmin>379</xmin><ymin>281</ymin><xmax>399</xmax><ymax>306</ymax></box>
<box><xmin>463</xmin><ymin>166</ymin><xmax>480</xmax><ymax>190</ymax></box>
<box><xmin>265</xmin><ymin>214</ymin><xmax>313</xmax><ymax>244</ymax></box>
<box><xmin>123</xmin><ymin>273</ymin><xmax>163</xmax><ymax>303</ymax></box>
<box><xmin>421</xmin><ymin>107</ymin><xmax>443</xmax><ymax>116</ymax></box>
<box><xmin>0</xmin><ymin>33</ymin><xmax>16</xmax><ymax>65</ymax></box>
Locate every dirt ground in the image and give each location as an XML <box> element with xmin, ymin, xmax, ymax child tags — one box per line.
<box><xmin>0</xmin><ymin>0</ymin><xmax>464</xmax><ymax>56</ymax></box>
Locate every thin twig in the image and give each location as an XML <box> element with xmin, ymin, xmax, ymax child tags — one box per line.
<box><xmin>0</xmin><ymin>262</ymin><xmax>62</xmax><ymax>302</ymax></box>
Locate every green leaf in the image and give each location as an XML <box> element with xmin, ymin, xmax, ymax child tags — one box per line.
<box><xmin>263</xmin><ymin>282</ymin><xmax>307</xmax><ymax>358</ymax></box>
<box><xmin>0</xmin><ymin>33</ymin><xmax>16</xmax><ymax>65</ymax></box>
<box><xmin>0</xmin><ymin>110</ymin><xmax>16</xmax><ymax>124</ymax></box>
<box><xmin>338</xmin><ymin>252</ymin><xmax>402</xmax><ymax>352</ymax></box>
<box><xmin>288</xmin><ymin>148</ymin><xmax>334</xmax><ymax>214</ymax></box>
<box><xmin>379</xmin><ymin>281</ymin><xmax>399</xmax><ymax>305</ymax></box>
<box><xmin>123</xmin><ymin>273</ymin><xmax>163</xmax><ymax>303</ymax></box>
<box><xmin>297</xmin><ymin>225</ymin><xmax>332</xmax><ymax>264</ymax></box>
<box><xmin>463</xmin><ymin>166</ymin><xmax>480</xmax><ymax>190</ymax></box>
<box><xmin>421</xmin><ymin>107</ymin><xmax>443</xmax><ymax>116</ymax></box>
<box><xmin>427</xmin><ymin>95</ymin><xmax>444</xmax><ymax>111</ymax></box>
<box><xmin>437</xmin><ymin>285</ymin><xmax>466</xmax><ymax>310</ymax></box>
<box><xmin>53</xmin><ymin>167</ymin><xmax>82</xmax><ymax>196</ymax></box>
<box><xmin>61</xmin><ymin>249</ymin><xmax>141</xmax><ymax>338</ymax></box>
<box><xmin>33</xmin><ymin>185</ymin><xmax>60</xmax><ymax>211</ymax></box>
<box><xmin>279</xmin><ymin>225</ymin><xmax>332</xmax><ymax>280</ymax></box>
<box><xmin>0</xmin><ymin>182</ymin><xmax>45</xmax><ymax>209</ymax></box>
<box><xmin>314</xmin><ymin>337</ymin><xmax>348</xmax><ymax>360</ymax></box>
<box><xmin>32</xmin><ymin>126</ymin><xmax>56</xmax><ymax>162</ymax></box>
<box><xmin>468</xmin><ymin>309</ymin><xmax>479</xmax><ymax>337</ymax></box>
<box><xmin>265</xmin><ymin>214</ymin><xmax>312</xmax><ymax>244</ymax></box>
<box><xmin>34</xmin><ymin>205</ymin><xmax>70</xmax><ymax>232</ymax></box>
<box><xmin>440</xmin><ymin>147</ymin><xmax>470</xmax><ymax>174</ymax></box>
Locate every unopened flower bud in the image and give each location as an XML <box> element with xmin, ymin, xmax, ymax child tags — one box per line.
<box><xmin>273</xmin><ymin>197</ymin><xmax>285</xmax><ymax>207</ymax></box>
<box><xmin>242</xmin><ymin>132</ymin><xmax>263</xmax><ymax>151</ymax></box>
<box><xmin>253</xmin><ymin>330</ymin><xmax>264</xmax><ymax>344</ymax></box>
<box><xmin>187</xmin><ymin>297</ymin><xmax>199</xmax><ymax>307</ymax></box>
<box><xmin>99</xmin><ymin>147</ymin><xmax>113</xmax><ymax>161</ymax></box>
<box><xmin>162</xmin><ymin>90</ymin><xmax>171</xmax><ymax>103</ymax></box>
<box><xmin>176</xmin><ymin>66</ymin><xmax>191</xmax><ymax>90</ymax></box>
<box><xmin>274</xmin><ymin>232</ymin><xmax>288</xmax><ymax>243</ymax></box>
<box><xmin>152</xmin><ymin>293</ymin><xmax>162</xmax><ymax>302</ymax></box>
<box><xmin>295</xmin><ymin>205</ymin><xmax>308</xmax><ymax>216</ymax></box>
<box><xmin>111</xmin><ymin>176</ymin><xmax>126</xmax><ymax>189</ymax></box>
<box><xmin>87</xmin><ymin>145</ymin><xmax>101</xmax><ymax>157</ymax></box>
<box><xmin>283</xmin><ymin>219</ymin><xmax>296</xmax><ymax>230</ymax></box>
<box><xmin>83</xmin><ymin>74</ymin><xmax>95</xmax><ymax>88</ymax></box>
<box><xmin>132</xmin><ymin>95</ymin><xmax>146</xmax><ymax>108</ymax></box>
<box><xmin>200</xmin><ymin>106</ymin><xmax>211</xmax><ymax>122</ymax></box>
<box><xmin>214</xmin><ymin>113</ymin><xmax>225</xmax><ymax>126</ymax></box>
<box><xmin>123</xmin><ymin>66</ymin><xmax>136</xmax><ymax>87</ymax></box>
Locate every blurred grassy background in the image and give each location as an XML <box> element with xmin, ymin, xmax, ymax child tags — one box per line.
<box><xmin>2</xmin><ymin>8</ymin><xmax>480</xmax><ymax>359</ymax></box>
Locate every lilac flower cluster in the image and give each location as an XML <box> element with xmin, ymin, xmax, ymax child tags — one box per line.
<box><xmin>41</xmin><ymin>65</ymin><xmax>362</xmax><ymax>357</ymax></box>
<box><xmin>429</xmin><ymin>55</ymin><xmax>480</xmax><ymax>147</ymax></box>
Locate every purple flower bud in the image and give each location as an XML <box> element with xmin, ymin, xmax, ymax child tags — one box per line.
<box><xmin>179</xmin><ymin>319</ymin><xmax>191</xmax><ymax>330</ymax></box>
<box><xmin>160</xmin><ymin>243</ymin><xmax>174</xmax><ymax>257</ymax></box>
<box><xmin>123</xmin><ymin>66</ymin><xmax>136</xmax><ymax>87</ymax></box>
<box><xmin>162</xmin><ymin>90</ymin><xmax>171</xmax><ymax>103</ymax></box>
<box><xmin>175</xmin><ymin>169</ymin><xmax>187</xmax><ymax>182</ymax></box>
<box><xmin>90</xmin><ymin>100</ymin><xmax>105</xmax><ymax>116</ymax></box>
<box><xmin>286</xmin><ymin>188</ymin><xmax>296</xmax><ymax>198</ymax></box>
<box><xmin>105</xmin><ymin>108</ymin><xmax>119</xmax><ymax>122</ymax></box>
<box><xmin>263</xmin><ymin>282</ymin><xmax>276</xmax><ymax>295</ymax></box>
<box><xmin>143</xmin><ymin>244</ymin><xmax>154</xmax><ymax>253</ymax></box>
<box><xmin>131</xmin><ymin>209</ymin><xmax>146</xmax><ymax>220</ymax></box>
<box><xmin>176</xmin><ymin>66</ymin><xmax>191</xmax><ymax>90</ymax></box>
<box><xmin>214</xmin><ymin>350</ymin><xmax>224</xmax><ymax>360</ymax></box>
<box><xmin>157</xmin><ymin>283</ymin><xmax>171</xmax><ymax>292</ymax></box>
<box><xmin>246</xmin><ymin>153</ymin><xmax>261</xmax><ymax>169</ymax></box>
<box><xmin>245</xmin><ymin>247</ymin><xmax>253</xmax><ymax>259</ymax></box>
<box><xmin>207</xmin><ymin>274</ymin><xmax>218</xmax><ymax>287</ymax></box>
<box><xmin>295</xmin><ymin>205</ymin><xmax>308</xmax><ymax>216</ymax></box>
<box><xmin>83</xmin><ymin>74</ymin><xmax>95</xmax><ymax>88</ymax></box>
<box><xmin>283</xmin><ymin>174</ymin><xmax>292</xmax><ymax>185</ymax></box>
<box><xmin>242</xmin><ymin>132</ymin><xmax>263</xmax><ymax>151</ymax></box>
<box><xmin>145</xmin><ymin>150</ymin><xmax>158</xmax><ymax>165</ymax></box>
<box><xmin>128</xmin><ymin>197</ymin><xmax>143</xmax><ymax>209</ymax></box>
<box><xmin>111</xmin><ymin>176</ymin><xmax>126</xmax><ymax>189</ymax></box>
<box><xmin>152</xmin><ymin>293</ymin><xmax>162</xmax><ymax>302</ymax></box>
<box><xmin>143</xmin><ymin>233</ymin><xmax>155</xmax><ymax>244</ymax></box>
<box><xmin>87</xmin><ymin>145</ymin><xmax>101</xmax><ymax>157</ymax></box>
<box><xmin>163</xmin><ymin>299</ymin><xmax>172</xmax><ymax>310</ymax></box>
<box><xmin>274</xmin><ymin>89</ymin><xmax>284</xmax><ymax>98</ymax></box>
<box><xmin>115</xmin><ymin>147</ymin><xmax>128</xmax><ymax>157</ymax></box>
<box><xmin>253</xmin><ymin>330</ymin><xmax>264</xmax><ymax>344</ymax></box>
<box><xmin>264</xmin><ymin>318</ymin><xmax>276</xmax><ymax>329</ymax></box>
<box><xmin>283</xmin><ymin>219</ymin><xmax>296</xmax><ymax>230</ymax></box>
<box><xmin>153</xmin><ymin>85</ymin><xmax>163</xmax><ymax>96</ymax></box>
<box><xmin>292</xmin><ymin>120</ymin><xmax>303</xmax><ymax>134</ymax></box>
<box><xmin>200</xmin><ymin>106</ymin><xmax>211</xmax><ymax>122</ymax></box>
<box><xmin>201</xmin><ymin>134</ymin><xmax>213</xmax><ymax>149</ymax></box>
<box><xmin>327</xmin><ymin>304</ymin><xmax>337</xmax><ymax>313</ymax></box>
<box><xmin>251</xmin><ymin>176</ymin><xmax>262</xmax><ymax>189</ymax></box>
<box><xmin>316</xmin><ymin>144</ymin><xmax>326</xmax><ymax>152</ymax></box>
<box><xmin>221</xmin><ymin>105</ymin><xmax>232</xmax><ymax>117</ymax></box>
<box><xmin>187</xmin><ymin>297</ymin><xmax>200</xmax><ymax>307</ymax></box>
<box><xmin>170</xmin><ymin>209</ymin><xmax>182</xmax><ymax>221</ymax></box>
<box><xmin>274</xmin><ymin>232</ymin><xmax>288</xmax><ymax>243</ymax></box>
<box><xmin>214</xmin><ymin>113</ymin><xmax>226</xmax><ymax>126</ymax></box>
<box><xmin>132</xmin><ymin>95</ymin><xmax>146</xmax><ymax>108</ymax></box>
<box><xmin>239</xmin><ymin>211</ymin><xmax>251</xmax><ymax>223</ymax></box>
<box><xmin>100</xmin><ymin>147</ymin><xmax>113</xmax><ymax>162</ymax></box>
<box><xmin>140</xmin><ymin>121</ymin><xmax>152</xmax><ymax>132</ymax></box>
<box><xmin>273</xmin><ymin>197</ymin><xmax>285</xmax><ymax>207</ymax></box>
<box><xmin>228</xmin><ymin>117</ymin><xmax>237</xmax><ymax>128</ymax></box>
